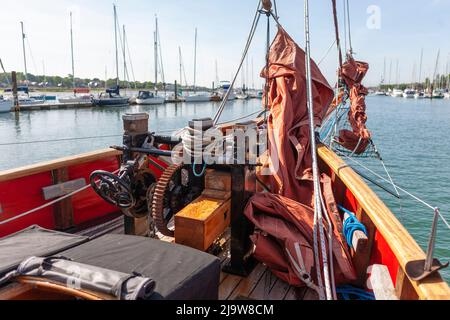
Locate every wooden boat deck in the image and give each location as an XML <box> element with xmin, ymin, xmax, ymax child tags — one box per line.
<box><xmin>77</xmin><ymin>216</ymin><xmax>316</xmax><ymax>301</ymax></box>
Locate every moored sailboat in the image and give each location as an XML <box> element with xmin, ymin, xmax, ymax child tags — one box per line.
<box><xmin>92</xmin><ymin>5</ymin><xmax>129</xmax><ymax>107</ymax></box>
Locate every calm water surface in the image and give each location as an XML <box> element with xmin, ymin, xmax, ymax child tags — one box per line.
<box><xmin>0</xmin><ymin>96</ymin><xmax>449</xmax><ymax>282</ymax></box>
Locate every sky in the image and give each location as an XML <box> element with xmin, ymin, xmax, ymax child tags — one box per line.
<box><xmin>0</xmin><ymin>0</ymin><xmax>449</xmax><ymax>88</ymax></box>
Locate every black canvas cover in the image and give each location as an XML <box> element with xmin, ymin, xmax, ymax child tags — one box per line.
<box><xmin>0</xmin><ymin>225</ymin><xmax>88</xmax><ymax>276</ymax></box>
<box><xmin>61</xmin><ymin>234</ymin><xmax>221</xmax><ymax>300</ymax></box>
<box><xmin>0</xmin><ymin>256</ymin><xmax>155</xmax><ymax>300</ymax></box>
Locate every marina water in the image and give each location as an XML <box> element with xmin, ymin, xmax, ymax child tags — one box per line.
<box><xmin>0</xmin><ymin>96</ymin><xmax>449</xmax><ymax>282</ymax></box>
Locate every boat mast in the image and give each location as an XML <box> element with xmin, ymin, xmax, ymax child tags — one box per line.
<box><xmin>154</xmin><ymin>15</ymin><xmax>158</xmax><ymax>94</ymax></box>
<box><xmin>70</xmin><ymin>12</ymin><xmax>75</xmax><ymax>91</ymax></box>
<box><xmin>418</xmin><ymin>48</ymin><xmax>423</xmax><ymax>90</ymax></box>
<box><xmin>123</xmin><ymin>25</ymin><xmax>128</xmax><ymax>92</ymax></box>
<box><xmin>179</xmin><ymin>46</ymin><xmax>182</xmax><ymax>88</ymax></box>
<box><xmin>193</xmin><ymin>27</ymin><xmax>198</xmax><ymax>93</ymax></box>
<box><xmin>113</xmin><ymin>4</ymin><xmax>119</xmax><ymax>88</ymax></box>
<box><xmin>432</xmin><ymin>49</ymin><xmax>440</xmax><ymax>92</ymax></box>
<box><xmin>20</xmin><ymin>21</ymin><xmax>28</xmax><ymax>83</ymax></box>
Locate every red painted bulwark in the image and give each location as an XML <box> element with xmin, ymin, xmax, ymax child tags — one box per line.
<box><xmin>68</xmin><ymin>157</ymin><xmax>120</xmax><ymax>225</ymax></box>
<box><xmin>0</xmin><ymin>155</ymin><xmax>121</xmax><ymax>237</ymax></box>
<box><xmin>0</xmin><ymin>172</ymin><xmax>55</xmax><ymax>237</ymax></box>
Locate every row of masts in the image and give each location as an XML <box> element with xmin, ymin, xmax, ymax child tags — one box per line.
<box><xmin>380</xmin><ymin>49</ymin><xmax>450</xmax><ymax>91</ymax></box>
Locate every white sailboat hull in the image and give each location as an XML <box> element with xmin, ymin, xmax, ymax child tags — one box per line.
<box><xmin>58</xmin><ymin>96</ymin><xmax>92</xmax><ymax>104</ymax></box>
<box><xmin>0</xmin><ymin>100</ymin><xmax>13</xmax><ymax>113</ymax></box>
<box><xmin>136</xmin><ymin>97</ymin><xmax>165</xmax><ymax>105</ymax></box>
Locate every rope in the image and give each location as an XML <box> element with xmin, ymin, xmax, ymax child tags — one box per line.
<box><xmin>304</xmin><ymin>0</ymin><xmax>333</xmax><ymax>301</ymax></box>
<box><xmin>0</xmin><ymin>134</ymin><xmax>122</xmax><ymax>147</ymax></box>
<box><xmin>318</xmin><ymin>39</ymin><xmax>337</xmax><ymax>66</ymax></box>
<box><xmin>336</xmin><ymin>285</ymin><xmax>375</xmax><ymax>300</ymax></box>
<box><xmin>345</xmin><ymin>0</ymin><xmax>353</xmax><ymax>53</ymax></box>
<box><xmin>338</xmin><ymin>205</ymin><xmax>368</xmax><ymax>247</ymax></box>
<box><xmin>338</xmin><ymin>151</ymin><xmax>450</xmax><ymax>230</ymax></box>
<box><xmin>213</xmin><ymin>0</ymin><xmax>262</xmax><ymax>125</ymax></box>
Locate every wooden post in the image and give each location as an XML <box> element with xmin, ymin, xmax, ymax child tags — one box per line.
<box><xmin>51</xmin><ymin>168</ymin><xmax>75</xmax><ymax>230</ymax></box>
<box><xmin>11</xmin><ymin>71</ymin><xmax>19</xmax><ymax>112</ymax></box>
<box><xmin>174</xmin><ymin>80</ymin><xmax>178</xmax><ymax>101</ymax></box>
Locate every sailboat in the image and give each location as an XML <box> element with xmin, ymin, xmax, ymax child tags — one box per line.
<box><xmin>136</xmin><ymin>16</ymin><xmax>165</xmax><ymax>105</ymax></box>
<box><xmin>0</xmin><ymin>0</ymin><xmax>448</xmax><ymax>302</ymax></box>
<box><xmin>92</xmin><ymin>5</ymin><xmax>129</xmax><ymax>107</ymax></box>
<box><xmin>185</xmin><ymin>28</ymin><xmax>211</xmax><ymax>103</ymax></box>
<box><xmin>0</xmin><ymin>95</ymin><xmax>13</xmax><ymax>113</ymax></box>
<box><xmin>59</xmin><ymin>12</ymin><xmax>92</xmax><ymax>104</ymax></box>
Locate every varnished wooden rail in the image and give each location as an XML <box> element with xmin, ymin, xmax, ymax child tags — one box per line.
<box><xmin>0</xmin><ymin>148</ymin><xmax>122</xmax><ymax>182</ymax></box>
<box><xmin>318</xmin><ymin>145</ymin><xmax>450</xmax><ymax>300</ymax></box>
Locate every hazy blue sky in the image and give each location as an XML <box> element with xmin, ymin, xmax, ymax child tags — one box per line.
<box><xmin>1</xmin><ymin>0</ymin><xmax>449</xmax><ymax>87</ymax></box>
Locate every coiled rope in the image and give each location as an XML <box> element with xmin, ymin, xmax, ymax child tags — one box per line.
<box><xmin>338</xmin><ymin>205</ymin><xmax>368</xmax><ymax>247</ymax></box>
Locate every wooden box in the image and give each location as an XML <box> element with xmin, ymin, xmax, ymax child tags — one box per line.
<box><xmin>175</xmin><ymin>196</ymin><xmax>231</xmax><ymax>251</ymax></box>
<box><xmin>205</xmin><ymin>169</ymin><xmax>232</xmax><ymax>192</ymax></box>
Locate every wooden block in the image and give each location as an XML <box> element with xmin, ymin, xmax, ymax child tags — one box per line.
<box><xmin>367</xmin><ymin>264</ymin><xmax>398</xmax><ymax>300</ymax></box>
<box><xmin>42</xmin><ymin>178</ymin><xmax>86</xmax><ymax>200</ymax></box>
<box><xmin>51</xmin><ymin>168</ymin><xmax>74</xmax><ymax>230</ymax></box>
<box><xmin>124</xmin><ymin>215</ymin><xmax>149</xmax><ymax>237</ymax></box>
<box><xmin>205</xmin><ymin>169</ymin><xmax>231</xmax><ymax>192</ymax></box>
<box><xmin>395</xmin><ymin>267</ymin><xmax>419</xmax><ymax>300</ymax></box>
<box><xmin>202</xmin><ymin>189</ymin><xmax>231</xmax><ymax>200</ymax></box>
<box><xmin>175</xmin><ymin>196</ymin><xmax>231</xmax><ymax>251</ymax></box>
<box><xmin>343</xmin><ymin>212</ymin><xmax>369</xmax><ymax>253</ymax></box>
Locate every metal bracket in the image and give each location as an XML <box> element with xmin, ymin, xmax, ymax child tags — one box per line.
<box><xmin>405</xmin><ymin>208</ymin><xmax>449</xmax><ymax>281</ymax></box>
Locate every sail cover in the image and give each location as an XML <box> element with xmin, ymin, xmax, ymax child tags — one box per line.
<box><xmin>337</xmin><ymin>55</ymin><xmax>371</xmax><ymax>154</ymax></box>
<box><xmin>261</xmin><ymin>27</ymin><xmax>334</xmax><ymax>206</ymax></box>
<box><xmin>247</xmin><ymin>27</ymin><xmax>356</xmax><ymax>289</ymax></box>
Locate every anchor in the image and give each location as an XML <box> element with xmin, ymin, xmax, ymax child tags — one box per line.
<box><xmin>405</xmin><ymin>208</ymin><xmax>449</xmax><ymax>281</ymax></box>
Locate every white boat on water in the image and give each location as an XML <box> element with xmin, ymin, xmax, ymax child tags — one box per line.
<box><xmin>236</xmin><ymin>92</ymin><xmax>249</xmax><ymax>100</ymax></box>
<box><xmin>403</xmin><ymin>89</ymin><xmax>416</xmax><ymax>99</ymax></box>
<box><xmin>218</xmin><ymin>81</ymin><xmax>236</xmax><ymax>101</ymax></box>
<box><xmin>445</xmin><ymin>92</ymin><xmax>450</xmax><ymax>99</ymax></box>
<box><xmin>414</xmin><ymin>91</ymin><xmax>425</xmax><ymax>99</ymax></box>
<box><xmin>136</xmin><ymin>91</ymin><xmax>165</xmax><ymax>105</ymax></box>
<box><xmin>0</xmin><ymin>97</ymin><xmax>13</xmax><ymax>113</ymax></box>
<box><xmin>432</xmin><ymin>89</ymin><xmax>445</xmax><ymax>99</ymax></box>
<box><xmin>184</xmin><ymin>93</ymin><xmax>211</xmax><ymax>103</ymax></box>
<box><xmin>391</xmin><ymin>89</ymin><xmax>403</xmax><ymax>97</ymax></box>
<box><xmin>373</xmin><ymin>91</ymin><xmax>386</xmax><ymax>96</ymax></box>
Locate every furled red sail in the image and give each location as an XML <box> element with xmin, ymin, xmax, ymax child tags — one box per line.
<box><xmin>337</xmin><ymin>55</ymin><xmax>371</xmax><ymax>154</ymax></box>
<box><xmin>261</xmin><ymin>27</ymin><xmax>334</xmax><ymax>206</ymax></box>
<box><xmin>248</xmin><ymin>27</ymin><xmax>355</xmax><ymax>289</ymax></box>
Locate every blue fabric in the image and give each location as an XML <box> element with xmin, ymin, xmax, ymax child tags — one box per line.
<box><xmin>338</xmin><ymin>205</ymin><xmax>368</xmax><ymax>247</ymax></box>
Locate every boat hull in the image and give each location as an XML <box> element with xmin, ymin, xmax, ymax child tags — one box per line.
<box><xmin>0</xmin><ymin>100</ymin><xmax>13</xmax><ymax>113</ymax></box>
<box><xmin>92</xmin><ymin>97</ymin><xmax>129</xmax><ymax>106</ymax></box>
<box><xmin>136</xmin><ymin>98</ymin><xmax>165</xmax><ymax>105</ymax></box>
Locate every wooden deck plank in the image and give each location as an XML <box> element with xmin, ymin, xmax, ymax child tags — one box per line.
<box><xmin>266</xmin><ymin>278</ymin><xmax>291</xmax><ymax>300</ymax></box>
<box><xmin>219</xmin><ymin>274</ymin><xmax>243</xmax><ymax>300</ymax></box>
<box><xmin>248</xmin><ymin>268</ymin><xmax>277</xmax><ymax>300</ymax></box>
<box><xmin>228</xmin><ymin>263</ymin><xmax>267</xmax><ymax>300</ymax></box>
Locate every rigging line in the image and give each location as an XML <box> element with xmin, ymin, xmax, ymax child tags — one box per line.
<box><xmin>338</xmin><ymin>151</ymin><xmax>450</xmax><ymax>230</ymax></box>
<box><xmin>331</xmin><ymin>0</ymin><xmax>343</xmax><ymax>67</ymax></box>
<box><xmin>345</xmin><ymin>0</ymin><xmax>353</xmax><ymax>53</ymax></box>
<box><xmin>342</xmin><ymin>0</ymin><xmax>347</xmax><ymax>54</ymax></box>
<box><xmin>318</xmin><ymin>39</ymin><xmax>337</xmax><ymax>66</ymax></box>
<box><xmin>213</xmin><ymin>0</ymin><xmax>262</xmax><ymax>125</ymax></box>
<box><xmin>25</xmin><ymin>39</ymin><xmax>38</xmax><ymax>76</ymax></box>
<box><xmin>0</xmin><ymin>169</ymin><xmax>120</xmax><ymax>226</ymax></box>
<box><xmin>304</xmin><ymin>0</ymin><xmax>333</xmax><ymax>300</ymax></box>
<box><xmin>125</xmin><ymin>33</ymin><xmax>137</xmax><ymax>88</ymax></box>
<box><xmin>0</xmin><ymin>134</ymin><xmax>122</xmax><ymax>147</ymax></box>
<box><xmin>217</xmin><ymin>110</ymin><xmax>262</xmax><ymax>125</ymax></box>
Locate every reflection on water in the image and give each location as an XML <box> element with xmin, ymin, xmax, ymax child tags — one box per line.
<box><xmin>0</xmin><ymin>96</ymin><xmax>449</xmax><ymax>282</ymax></box>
